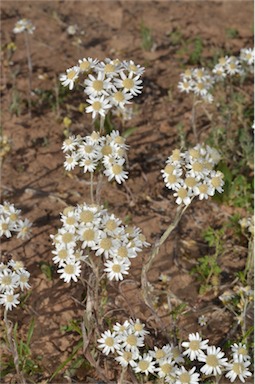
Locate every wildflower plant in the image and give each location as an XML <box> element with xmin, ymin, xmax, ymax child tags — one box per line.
<box><xmin>161</xmin><ymin>144</ymin><xmax>224</xmax><ymax>206</ymax></box>
<box><xmin>51</xmin><ymin>203</ymin><xmax>149</xmax><ymax>283</ymax></box>
<box><xmin>0</xmin><ymin>201</ymin><xmax>32</xmax><ymax>240</ymax></box>
<box><xmin>98</xmin><ymin>320</ymin><xmax>252</xmax><ymax>383</ymax></box>
<box><xmin>59</xmin><ymin>57</ymin><xmax>144</xmax><ymax>125</ymax></box>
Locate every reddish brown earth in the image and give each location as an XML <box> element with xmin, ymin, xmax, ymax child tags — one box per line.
<box><xmin>1</xmin><ymin>1</ymin><xmax>254</xmax><ymax>383</ymax></box>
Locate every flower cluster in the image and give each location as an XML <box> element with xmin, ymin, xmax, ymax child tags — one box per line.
<box><xmin>13</xmin><ymin>19</ymin><xmax>35</xmax><ymax>34</ymax></box>
<box><xmin>63</xmin><ymin>130</ymin><xmax>129</xmax><ymax>184</ymax></box>
<box><xmin>178</xmin><ymin>48</ymin><xmax>254</xmax><ymax>103</ymax></box>
<box><xmin>0</xmin><ymin>259</ymin><xmax>31</xmax><ymax>311</ymax></box>
<box><xmin>59</xmin><ymin>57</ymin><xmax>144</xmax><ymax>119</ymax></box>
<box><xmin>161</xmin><ymin>144</ymin><xmax>224</xmax><ymax>205</ymax></box>
<box><xmin>51</xmin><ymin>203</ymin><xmax>149</xmax><ymax>283</ymax></box>
<box><xmin>0</xmin><ymin>201</ymin><xmax>32</xmax><ymax>240</ymax></box>
<box><xmin>98</xmin><ymin>322</ymin><xmax>252</xmax><ymax>383</ymax></box>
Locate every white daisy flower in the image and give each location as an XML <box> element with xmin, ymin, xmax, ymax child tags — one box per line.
<box><xmin>114</xmin><ymin>71</ymin><xmax>142</xmax><ymax>96</ymax></box>
<box><xmin>133</xmin><ymin>353</ymin><xmax>156</xmax><ymax>375</ymax></box>
<box><xmin>16</xmin><ymin>270</ymin><xmax>31</xmax><ymax>291</ymax></box>
<box><xmin>225</xmin><ymin>358</ymin><xmax>252</xmax><ymax>383</ymax></box>
<box><xmin>78</xmin><ymin>225</ymin><xmax>101</xmax><ymax>248</ymax></box>
<box><xmin>173</xmin><ymin>186</ymin><xmax>192</xmax><ymax>205</ymax></box>
<box><xmin>193</xmin><ymin>81</ymin><xmax>209</xmax><ymax>96</ymax></box>
<box><xmin>123</xmin><ymin>60</ymin><xmax>145</xmax><ymax>76</ymax></box>
<box><xmin>79</xmin><ymin>158</ymin><xmax>98</xmax><ymax>173</ymax></box>
<box><xmin>16</xmin><ymin>218</ymin><xmax>32</xmax><ymax>240</ymax></box>
<box><xmin>0</xmin><ymin>291</ymin><xmax>20</xmax><ymax>311</ymax></box>
<box><xmin>52</xmin><ymin>247</ymin><xmax>70</xmax><ymax>266</ymax></box>
<box><xmin>207</xmin><ymin>170</ymin><xmax>224</xmax><ymax>194</ymax></box>
<box><xmin>110</xmin><ymin>89</ymin><xmax>133</xmax><ymax>109</ymax></box>
<box><xmin>60</xmin><ymin>212</ymin><xmax>78</xmax><ymax>233</ymax></box>
<box><xmin>118</xmin><ymin>328</ymin><xmax>144</xmax><ymax>352</ymax></box>
<box><xmin>113</xmin><ymin>320</ymin><xmax>131</xmax><ymax>334</ymax></box>
<box><xmin>85</xmin><ymin>95</ymin><xmax>112</xmax><ymax>119</ymax></box>
<box><xmin>182</xmin><ymin>332</ymin><xmax>209</xmax><ymax>361</ymax></box>
<box><xmin>0</xmin><ymin>269</ymin><xmax>19</xmax><ymax>293</ymax></box>
<box><xmin>149</xmin><ymin>344</ymin><xmax>173</xmax><ymax>362</ymax></box>
<box><xmin>155</xmin><ymin>358</ymin><xmax>177</xmax><ymax>378</ymax></box>
<box><xmin>58</xmin><ymin>229</ymin><xmax>77</xmax><ymax>249</ymax></box>
<box><xmin>128</xmin><ymin>319</ymin><xmax>149</xmax><ymax>337</ymax></box>
<box><xmin>193</xmin><ymin>182</ymin><xmax>213</xmax><ymax>200</ymax></box>
<box><xmin>97</xmin><ymin>330</ymin><xmax>120</xmax><ymax>355</ymax></box>
<box><xmin>198</xmin><ymin>315</ymin><xmax>208</xmax><ymax>327</ymax></box>
<box><xmin>104</xmin><ymin>158</ymin><xmax>128</xmax><ymax>184</ymax></box>
<box><xmin>84</xmin><ymin>71</ymin><xmax>112</xmax><ymax>97</ymax></box>
<box><xmin>193</xmin><ymin>68</ymin><xmax>210</xmax><ymax>81</ymax></box>
<box><xmin>92</xmin><ymin>232</ymin><xmax>119</xmax><ymax>258</ymax></box>
<box><xmin>78</xmin><ymin>57</ymin><xmax>98</xmax><ymax>73</ymax></box>
<box><xmin>231</xmin><ymin>343</ymin><xmax>251</xmax><ymax>362</ymax></box>
<box><xmin>96</xmin><ymin>58</ymin><xmax>121</xmax><ymax>77</ymax></box>
<box><xmin>101</xmin><ymin>214</ymin><xmax>123</xmax><ymax>236</ymax></box>
<box><xmin>175</xmin><ymin>366</ymin><xmax>200</xmax><ymax>384</ymax></box>
<box><xmin>0</xmin><ymin>216</ymin><xmax>12</xmax><ymax>238</ymax></box>
<box><xmin>169</xmin><ymin>344</ymin><xmax>185</xmax><ymax>364</ymax></box>
<box><xmin>60</xmin><ymin>66</ymin><xmax>80</xmax><ymax>90</ymax></box>
<box><xmin>162</xmin><ymin>172</ymin><xmax>183</xmax><ymax>191</ymax></box>
<box><xmin>178</xmin><ymin>80</ymin><xmax>193</xmax><ymax>93</ymax></box>
<box><xmin>226</xmin><ymin>57</ymin><xmax>242</xmax><ymax>75</ymax></box>
<box><xmin>240</xmin><ymin>48</ymin><xmax>254</xmax><ymax>66</ymax></box>
<box><xmin>198</xmin><ymin>345</ymin><xmax>228</xmax><ymax>376</ymax></box>
<box><xmin>8</xmin><ymin>260</ymin><xmax>25</xmax><ymax>272</ymax></box>
<box><xmin>13</xmin><ymin>19</ymin><xmax>35</xmax><ymax>34</ymax></box>
<box><xmin>104</xmin><ymin>258</ymin><xmax>130</xmax><ymax>281</ymax></box>
<box><xmin>57</xmin><ymin>260</ymin><xmax>81</xmax><ymax>283</ymax></box>
<box><xmin>64</xmin><ymin>154</ymin><xmax>79</xmax><ymax>171</ymax></box>
<box><xmin>180</xmin><ymin>69</ymin><xmax>193</xmax><ymax>80</ymax></box>
<box><xmin>115</xmin><ymin>349</ymin><xmax>139</xmax><ymax>367</ymax></box>
<box><xmin>62</xmin><ymin>136</ymin><xmax>78</xmax><ymax>153</ymax></box>
<box><xmin>212</xmin><ymin>63</ymin><xmax>227</xmax><ymax>80</ymax></box>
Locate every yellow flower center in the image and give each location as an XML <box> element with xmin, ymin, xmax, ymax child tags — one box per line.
<box><xmin>155</xmin><ymin>349</ymin><xmax>166</xmax><ymax>360</ymax></box>
<box><xmin>82</xmin><ymin>229</ymin><xmax>95</xmax><ymax>241</ymax></box>
<box><xmin>67</xmin><ymin>70</ymin><xmax>77</xmax><ymax>80</ymax></box>
<box><xmin>123</xmin><ymin>351</ymin><xmax>133</xmax><ymax>361</ymax></box>
<box><xmin>66</xmin><ymin>217</ymin><xmax>76</xmax><ymax>226</ymax></box>
<box><xmin>93</xmin><ymin>80</ymin><xmax>103</xmax><ymax>91</ymax></box>
<box><xmin>134</xmin><ymin>323</ymin><xmax>143</xmax><ymax>332</ymax></box>
<box><xmin>129</xmin><ymin>64</ymin><xmax>138</xmax><ymax>72</ymax></box>
<box><xmin>117</xmin><ymin>246</ymin><xmax>128</xmax><ymax>258</ymax></box>
<box><xmin>2</xmin><ymin>223</ymin><xmax>9</xmax><ymax>231</ymax></box>
<box><xmin>9</xmin><ymin>213</ymin><xmax>18</xmax><ymax>221</ymax></box>
<box><xmin>6</xmin><ymin>294</ymin><xmax>14</xmax><ymax>302</ymax></box>
<box><xmin>1</xmin><ymin>276</ymin><xmax>12</xmax><ymax>286</ymax></box>
<box><xmin>58</xmin><ymin>249</ymin><xmax>68</xmax><ymax>259</ymax></box>
<box><xmin>211</xmin><ymin>177</ymin><xmax>221</xmax><ymax>188</ymax></box>
<box><xmin>105</xmin><ymin>337</ymin><xmax>114</xmax><ymax>347</ymax></box>
<box><xmin>101</xmin><ymin>145</ymin><xmax>113</xmax><ymax>156</ymax></box>
<box><xmin>185</xmin><ymin>177</ymin><xmax>197</xmax><ymax>188</ymax></box>
<box><xmin>112</xmin><ymin>164</ymin><xmax>122</xmax><ymax>175</ymax></box>
<box><xmin>64</xmin><ymin>264</ymin><xmax>75</xmax><ymax>275</ymax></box>
<box><xmin>104</xmin><ymin>63</ymin><xmax>115</xmax><ymax>73</ymax></box>
<box><xmin>80</xmin><ymin>210</ymin><xmax>94</xmax><ymax>223</ymax></box>
<box><xmin>192</xmin><ymin>162</ymin><xmax>203</xmax><ymax>172</ymax></box>
<box><xmin>206</xmin><ymin>354</ymin><xmax>219</xmax><ymax>367</ymax></box>
<box><xmin>232</xmin><ymin>362</ymin><xmax>244</xmax><ymax>374</ymax></box>
<box><xmin>79</xmin><ymin>61</ymin><xmax>90</xmax><ymax>71</ymax></box>
<box><xmin>126</xmin><ymin>334</ymin><xmax>137</xmax><ymax>346</ymax></box>
<box><xmin>62</xmin><ymin>233</ymin><xmax>73</xmax><ymax>244</ymax></box>
<box><xmin>112</xmin><ymin>264</ymin><xmax>121</xmax><ymax>273</ymax></box>
<box><xmin>161</xmin><ymin>363</ymin><xmax>172</xmax><ymax>374</ymax></box>
<box><xmin>167</xmin><ymin>174</ymin><xmax>177</xmax><ymax>184</ymax></box>
<box><xmin>123</xmin><ymin>78</ymin><xmax>134</xmax><ymax>89</ymax></box>
<box><xmin>164</xmin><ymin>164</ymin><xmax>175</xmax><ymax>174</ymax></box>
<box><xmin>20</xmin><ymin>274</ymin><xmax>28</xmax><ymax>283</ymax></box>
<box><xmin>238</xmin><ymin>347</ymin><xmax>247</xmax><ymax>356</ymax></box>
<box><xmin>189</xmin><ymin>149</ymin><xmax>200</xmax><ymax>158</ymax></box>
<box><xmin>100</xmin><ymin>237</ymin><xmax>112</xmax><ymax>250</ymax></box>
<box><xmin>189</xmin><ymin>340</ymin><xmax>200</xmax><ymax>350</ymax></box>
<box><xmin>138</xmin><ymin>360</ymin><xmax>149</xmax><ymax>371</ymax></box>
<box><xmin>92</xmin><ymin>101</ymin><xmax>102</xmax><ymax>111</ymax></box>
<box><xmin>179</xmin><ymin>372</ymin><xmax>191</xmax><ymax>383</ymax></box>
<box><xmin>172</xmin><ymin>149</ymin><xmax>181</xmax><ymax>161</ymax></box>
<box><xmin>198</xmin><ymin>184</ymin><xmax>208</xmax><ymax>194</ymax></box>
<box><xmin>177</xmin><ymin>188</ymin><xmax>188</xmax><ymax>199</ymax></box>
<box><xmin>105</xmin><ymin>220</ymin><xmax>117</xmax><ymax>231</ymax></box>
<box><xmin>114</xmin><ymin>91</ymin><xmax>125</xmax><ymax>102</ymax></box>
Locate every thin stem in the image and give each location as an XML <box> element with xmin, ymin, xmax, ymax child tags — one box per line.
<box><xmin>99</xmin><ymin>115</ymin><xmax>105</xmax><ymax>135</ymax></box>
<box><xmin>90</xmin><ymin>172</ymin><xmax>94</xmax><ymax>203</ymax></box>
<box><xmin>191</xmin><ymin>95</ymin><xmax>198</xmax><ymax>143</ymax></box>
<box><xmin>24</xmin><ymin>31</ymin><xmax>32</xmax><ymax>117</ymax></box>
<box><xmin>118</xmin><ymin>367</ymin><xmax>127</xmax><ymax>384</ymax></box>
<box><xmin>4</xmin><ymin>309</ymin><xmax>27</xmax><ymax>384</ymax></box>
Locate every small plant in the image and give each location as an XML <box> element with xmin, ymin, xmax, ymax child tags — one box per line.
<box><xmin>191</xmin><ymin>227</ymin><xmax>224</xmax><ymax>295</ymax></box>
<box><xmin>140</xmin><ymin>23</ymin><xmax>154</xmax><ymax>51</ymax></box>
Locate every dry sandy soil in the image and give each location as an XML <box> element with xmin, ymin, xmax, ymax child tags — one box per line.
<box><xmin>1</xmin><ymin>1</ymin><xmax>254</xmax><ymax>383</ymax></box>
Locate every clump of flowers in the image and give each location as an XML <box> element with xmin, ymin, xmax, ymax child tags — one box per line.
<box><xmin>178</xmin><ymin>47</ymin><xmax>254</xmax><ymax>103</ymax></box>
<box><xmin>63</xmin><ymin>130</ymin><xmax>129</xmax><ymax>184</ymax></box>
<box><xmin>0</xmin><ymin>201</ymin><xmax>32</xmax><ymax>239</ymax></box>
<box><xmin>13</xmin><ymin>19</ymin><xmax>35</xmax><ymax>34</ymax></box>
<box><xmin>0</xmin><ymin>259</ymin><xmax>31</xmax><ymax>311</ymax></box>
<box><xmin>98</xmin><ymin>321</ymin><xmax>252</xmax><ymax>383</ymax></box>
<box><xmin>51</xmin><ymin>203</ymin><xmax>149</xmax><ymax>283</ymax></box>
<box><xmin>161</xmin><ymin>144</ymin><xmax>224</xmax><ymax>205</ymax></box>
<box><xmin>59</xmin><ymin>57</ymin><xmax>144</xmax><ymax>119</ymax></box>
